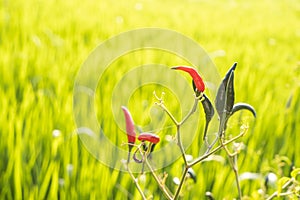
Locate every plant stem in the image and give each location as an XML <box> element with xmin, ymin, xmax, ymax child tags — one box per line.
<box><xmin>173</xmin><ymin>97</ymin><xmax>200</xmax><ymax>197</ymax></box>
<box><xmin>189</xmin><ymin>129</ymin><xmax>247</xmax><ymax>167</ymax></box>
<box><xmin>173</xmin><ymin>167</ymin><xmax>189</xmax><ymax>199</ymax></box>
<box><xmin>205</xmin><ymin>134</ymin><xmax>219</xmax><ymax>154</ymax></box>
<box><xmin>125</xmin><ymin>163</ymin><xmax>147</xmax><ymax>200</ymax></box>
<box><xmin>158</xmin><ymin>103</ymin><xmax>179</xmax><ymax>125</ymax></box>
<box><xmin>177</xmin><ymin>96</ymin><xmax>201</xmax><ymax>165</ymax></box>
<box><xmin>225</xmin><ymin>153</ymin><xmax>242</xmax><ymax>199</ymax></box>
<box><xmin>157</xmin><ymin>95</ymin><xmax>200</xmax><ymax>165</ymax></box>
<box><xmin>158</xmin><ymin>95</ymin><xmax>200</xmax><ymax>198</ymax></box>
<box><xmin>180</xmin><ymin>97</ymin><xmax>199</xmax><ymax>125</ymax></box>
<box><xmin>233</xmin><ymin>155</ymin><xmax>242</xmax><ymax>199</ymax></box>
<box><xmin>155</xmin><ymin>92</ymin><xmax>247</xmax><ymax>199</ymax></box>
<box><xmin>219</xmin><ymin>129</ymin><xmax>243</xmax><ymax>199</ymax></box>
<box><xmin>176</xmin><ymin>126</ymin><xmax>187</xmax><ymax>165</ymax></box>
<box><xmin>145</xmin><ymin>158</ymin><xmax>174</xmax><ymax>200</ymax></box>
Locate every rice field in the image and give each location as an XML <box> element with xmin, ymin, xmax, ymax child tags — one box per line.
<box><xmin>0</xmin><ymin>0</ymin><xmax>299</xmax><ymax>199</ymax></box>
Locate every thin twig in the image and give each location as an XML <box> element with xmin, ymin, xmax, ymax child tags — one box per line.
<box><xmin>176</xmin><ymin>126</ymin><xmax>187</xmax><ymax>165</ymax></box>
<box><xmin>219</xmin><ymin>131</ymin><xmax>242</xmax><ymax>199</ymax></box>
<box><xmin>159</xmin><ymin>103</ymin><xmax>179</xmax><ymax>125</ymax></box>
<box><xmin>224</xmin><ymin>152</ymin><xmax>242</xmax><ymax>199</ymax></box>
<box><xmin>125</xmin><ymin>163</ymin><xmax>147</xmax><ymax>200</ymax></box>
<box><xmin>205</xmin><ymin>134</ymin><xmax>219</xmax><ymax>154</ymax></box>
<box><xmin>232</xmin><ymin>155</ymin><xmax>242</xmax><ymax>199</ymax></box>
<box><xmin>154</xmin><ymin>93</ymin><xmax>201</xmax><ymax>198</ymax></box>
<box><xmin>180</xmin><ymin>96</ymin><xmax>199</xmax><ymax>125</ymax></box>
<box><xmin>154</xmin><ymin>91</ymin><xmax>178</xmax><ymax>125</ymax></box>
<box><xmin>189</xmin><ymin>128</ymin><xmax>247</xmax><ymax>167</ymax></box>
<box><xmin>144</xmin><ymin>158</ymin><xmax>174</xmax><ymax>200</ymax></box>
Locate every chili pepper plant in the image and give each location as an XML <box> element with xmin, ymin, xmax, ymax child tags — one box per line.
<box><xmin>121</xmin><ymin>63</ymin><xmax>257</xmax><ymax>199</ymax></box>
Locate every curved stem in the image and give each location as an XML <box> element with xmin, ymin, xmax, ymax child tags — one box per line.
<box><xmin>233</xmin><ymin>155</ymin><xmax>242</xmax><ymax>199</ymax></box>
<box><xmin>125</xmin><ymin>163</ymin><xmax>147</xmax><ymax>200</ymax></box>
<box><xmin>205</xmin><ymin>134</ymin><xmax>219</xmax><ymax>154</ymax></box>
<box><xmin>176</xmin><ymin>126</ymin><xmax>187</xmax><ymax>165</ymax></box>
<box><xmin>219</xmin><ymin>127</ymin><xmax>244</xmax><ymax>199</ymax></box>
<box><xmin>153</xmin><ymin>91</ymin><xmax>178</xmax><ymax>125</ymax></box>
<box><xmin>145</xmin><ymin>158</ymin><xmax>174</xmax><ymax>200</ymax></box>
<box><xmin>225</xmin><ymin>152</ymin><xmax>242</xmax><ymax>199</ymax></box>
<box><xmin>180</xmin><ymin>97</ymin><xmax>199</xmax><ymax>125</ymax></box>
<box><xmin>179</xmin><ymin>96</ymin><xmax>200</xmax><ymax>165</ymax></box>
<box><xmin>159</xmin><ymin>103</ymin><xmax>179</xmax><ymax>125</ymax></box>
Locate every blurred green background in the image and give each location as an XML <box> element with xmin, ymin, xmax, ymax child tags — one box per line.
<box><xmin>0</xmin><ymin>0</ymin><xmax>299</xmax><ymax>199</ymax></box>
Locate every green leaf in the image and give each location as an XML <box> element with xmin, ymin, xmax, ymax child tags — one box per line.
<box><xmin>201</xmin><ymin>94</ymin><xmax>215</xmax><ymax>140</ymax></box>
<box><xmin>215</xmin><ymin>62</ymin><xmax>237</xmax><ymax>118</ymax></box>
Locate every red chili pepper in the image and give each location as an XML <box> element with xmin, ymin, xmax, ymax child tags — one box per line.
<box><xmin>138</xmin><ymin>132</ymin><xmax>160</xmax><ymax>144</ymax></box>
<box><xmin>121</xmin><ymin>106</ymin><xmax>136</xmax><ymax>145</ymax></box>
<box><xmin>171</xmin><ymin>66</ymin><xmax>205</xmax><ymax>92</ymax></box>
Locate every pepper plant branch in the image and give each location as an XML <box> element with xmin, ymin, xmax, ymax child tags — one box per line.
<box><xmin>121</xmin><ymin>64</ymin><xmax>257</xmax><ymax>199</ymax></box>
<box><xmin>154</xmin><ymin>91</ymin><xmax>179</xmax><ymax>125</ymax></box>
<box><xmin>144</xmin><ymin>157</ymin><xmax>174</xmax><ymax>200</ymax></box>
<box><xmin>176</xmin><ymin>126</ymin><xmax>187</xmax><ymax>165</ymax></box>
<box><xmin>232</xmin><ymin>155</ymin><xmax>242</xmax><ymax>200</ymax></box>
<box><xmin>155</xmin><ymin>94</ymin><xmax>200</xmax><ymax>165</ymax></box>
<box><xmin>154</xmin><ymin>93</ymin><xmax>203</xmax><ymax>197</ymax></box>
<box><xmin>188</xmin><ymin>126</ymin><xmax>248</xmax><ymax>168</ymax></box>
<box><xmin>205</xmin><ymin>133</ymin><xmax>220</xmax><ymax>154</ymax></box>
<box><xmin>180</xmin><ymin>96</ymin><xmax>200</xmax><ymax>125</ymax></box>
<box><xmin>219</xmin><ymin>127</ymin><xmax>243</xmax><ymax>199</ymax></box>
<box><xmin>124</xmin><ymin>162</ymin><xmax>147</xmax><ymax>200</ymax></box>
<box><xmin>224</xmin><ymin>151</ymin><xmax>242</xmax><ymax>199</ymax></box>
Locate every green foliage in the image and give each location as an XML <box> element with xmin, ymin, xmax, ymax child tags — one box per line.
<box><xmin>0</xmin><ymin>0</ymin><xmax>299</xmax><ymax>199</ymax></box>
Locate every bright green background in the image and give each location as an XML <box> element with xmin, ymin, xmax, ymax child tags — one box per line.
<box><xmin>1</xmin><ymin>0</ymin><xmax>299</xmax><ymax>199</ymax></box>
